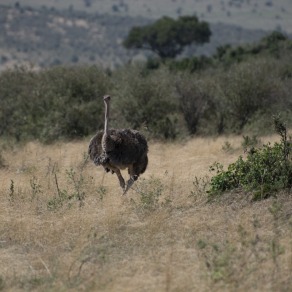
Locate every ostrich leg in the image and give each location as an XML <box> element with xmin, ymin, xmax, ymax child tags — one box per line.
<box><xmin>123</xmin><ymin>166</ymin><xmax>138</xmax><ymax>195</ymax></box>
<box><xmin>112</xmin><ymin>167</ymin><xmax>126</xmax><ymax>190</ymax></box>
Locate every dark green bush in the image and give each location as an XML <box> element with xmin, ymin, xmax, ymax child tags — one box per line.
<box><xmin>0</xmin><ymin>65</ymin><xmax>111</xmax><ymax>142</ymax></box>
<box><xmin>216</xmin><ymin>59</ymin><xmax>286</xmax><ymax>132</ymax></box>
<box><xmin>175</xmin><ymin>73</ymin><xmax>216</xmax><ymax>134</ymax></box>
<box><xmin>113</xmin><ymin>65</ymin><xmax>183</xmax><ymax>139</ymax></box>
<box><xmin>261</xmin><ymin>31</ymin><xmax>288</xmax><ymax>57</ymax></box>
<box><xmin>37</xmin><ymin>66</ymin><xmax>112</xmax><ymax>141</ymax></box>
<box><xmin>168</xmin><ymin>56</ymin><xmax>213</xmax><ymax>73</ymax></box>
<box><xmin>208</xmin><ymin>118</ymin><xmax>292</xmax><ymax>200</ymax></box>
<box><xmin>213</xmin><ymin>31</ymin><xmax>290</xmax><ymax>66</ymax></box>
<box><xmin>174</xmin><ymin>56</ymin><xmax>291</xmax><ymax>136</ymax></box>
<box><xmin>0</xmin><ymin>66</ymin><xmax>38</xmax><ymax>140</ymax></box>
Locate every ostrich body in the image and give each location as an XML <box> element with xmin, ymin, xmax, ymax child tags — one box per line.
<box><xmin>88</xmin><ymin>95</ymin><xmax>148</xmax><ymax>195</ymax></box>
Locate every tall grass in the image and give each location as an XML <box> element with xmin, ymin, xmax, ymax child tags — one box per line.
<box><xmin>0</xmin><ymin>136</ymin><xmax>292</xmax><ymax>291</ymax></box>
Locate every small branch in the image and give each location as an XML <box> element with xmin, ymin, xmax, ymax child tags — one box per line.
<box><xmin>39</xmin><ymin>257</ymin><xmax>52</xmax><ymax>277</ymax></box>
<box><xmin>54</xmin><ymin>173</ymin><xmax>61</xmax><ymax>197</ymax></box>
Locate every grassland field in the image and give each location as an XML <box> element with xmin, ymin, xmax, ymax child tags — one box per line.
<box><xmin>0</xmin><ymin>134</ymin><xmax>292</xmax><ymax>291</ymax></box>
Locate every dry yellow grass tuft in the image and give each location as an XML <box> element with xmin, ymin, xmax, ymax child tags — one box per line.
<box><xmin>0</xmin><ymin>135</ymin><xmax>291</xmax><ymax>291</ymax></box>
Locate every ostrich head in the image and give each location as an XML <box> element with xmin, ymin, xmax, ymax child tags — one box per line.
<box><xmin>103</xmin><ymin>95</ymin><xmax>111</xmax><ymax>103</ymax></box>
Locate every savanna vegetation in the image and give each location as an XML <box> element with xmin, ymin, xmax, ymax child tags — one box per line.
<box><xmin>209</xmin><ymin>116</ymin><xmax>292</xmax><ymax>200</ymax></box>
<box><xmin>0</xmin><ymin>32</ymin><xmax>291</xmax><ymax>143</ymax></box>
<box><xmin>0</xmin><ymin>29</ymin><xmax>292</xmax><ymax>291</ymax></box>
<box><xmin>0</xmin><ymin>133</ymin><xmax>291</xmax><ymax>291</ymax></box>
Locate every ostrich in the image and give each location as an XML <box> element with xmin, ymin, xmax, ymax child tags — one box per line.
<box><xmin>88</xmin><ymin>95</ymin><xmax>148</xmax><ymax>195</ymax></box>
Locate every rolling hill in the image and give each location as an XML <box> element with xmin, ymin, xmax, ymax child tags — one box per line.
<box><xmin>1</xmin><ymin>0</ymin><xmax>291</xmax><ymax>70</ymax></box>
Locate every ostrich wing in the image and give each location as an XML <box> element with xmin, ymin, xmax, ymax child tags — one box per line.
<box><xmin>89</xmin><ymin>129</ymin><xmax>148</xmax><ymax>167</ymax></box>
<box><xmin>88</xmin><ymin>130</ymin><xmax>103</xmax><ymax>161</ymax></box>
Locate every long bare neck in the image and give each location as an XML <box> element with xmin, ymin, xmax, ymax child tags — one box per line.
<box><xmin>102</xmin><ymin>100</ymin><xmax>111</xmax><ymax>153</ymax></box>
<box><xmin>104</xmin><ymin>100</ymin><xmax>109</xmax><ymax>135</ymax></box>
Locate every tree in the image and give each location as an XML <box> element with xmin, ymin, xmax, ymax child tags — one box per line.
<box><xmin>123</xmin><ymin>16</ymin><xmax>211</xmax><ymax>59</ymax></box>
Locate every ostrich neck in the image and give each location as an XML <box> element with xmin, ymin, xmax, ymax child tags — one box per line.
<box><xmin>104</xmin><ymin>101</ymin><xmax>109</xmax><ymax>135</ymax></box>
<box><xmin>102</xmin><ymin>100</ymin><xmax>112</xmax><ymax>153</ymax></box>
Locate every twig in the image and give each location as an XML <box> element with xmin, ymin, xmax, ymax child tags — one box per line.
<box><xmin>39</xmin><ymin>257</ymin><xmax>52</xmax><ymax>277</ymax></box>
<box><xmin>54</xmin><ymin>173</ymin><xmax>61</xmax><ymax>197</ymax></box>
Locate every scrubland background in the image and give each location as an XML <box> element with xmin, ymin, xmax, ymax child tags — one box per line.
<box><xmin>0</xmin><ymin>31</ymin><xmax>291</xmax><ymax>292</ymax></box>
<box><xmin>0</xmin><ymin>134</ymin><xmax>292</xmax><ymax>291</ymax></box>
<box><xmin>1</xmin><ymin>34</ymin><xmax>292</xmax><ymax>143</ymax></box>
<box><xmin>0</xmin><ymin>1</ymin><xmax>292</xmax><ymax>291</ymax></box>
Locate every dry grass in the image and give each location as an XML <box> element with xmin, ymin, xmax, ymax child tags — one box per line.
<box><xmin>0</xmin><ymin>135</ymin><xmax>292</xmax><ymax>291</ymax></box>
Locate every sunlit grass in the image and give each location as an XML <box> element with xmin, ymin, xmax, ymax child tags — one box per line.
<box><xmin>0</xmin><ymin>135</ymin><xmax>291</xmax><ymax>291</ymax></box>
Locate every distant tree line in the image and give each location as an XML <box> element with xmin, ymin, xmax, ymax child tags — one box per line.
<box><xmin>0</xmin><ymin>32</ymin><xmax>291</xmax><ymax>143</ymax></box>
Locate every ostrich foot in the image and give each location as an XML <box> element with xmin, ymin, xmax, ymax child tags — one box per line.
<box><xmin>122</xmin><ymin>175</ymin><xmax>138</xmax><ymax>195</ymax></box>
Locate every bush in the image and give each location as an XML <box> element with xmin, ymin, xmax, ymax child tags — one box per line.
<box><xmin>208</xmin><ymin>117</ymin><xmax>292</xmax><ymax>200</ymax></box>
<box><xmin>213</xmin><ymin>31</ymin><xmax>291</xmax><ymax>66</ymax></box>
<box><xmin>0</xmin><ymin>66</ymin><xmax>38</xmax><ymax>141</ymax></box>
<box><xmin>217</xmin><ymin>59</ymin><xmax>284</xmax><ymax>132</ymax></box>
<box><xmin>175</xmin><ymin>73</ymin><xmax>216</xmax><ymax>134</ymax></box>
<box><xmin>168</xmin><ymin>56</ymin><xmax>213</xmax><ymax>73</ymax></box>
<box><xmin>113</xmin><ymin>65</ymin><xmax>183</xmax><ymax>139</ymax></box>
<box><xmin>130</xmin><ymin>176</ymin><xmax>172</xmax><ymax>214</ymax></box>
<box><xmin>0</xmin><ymin>65</ymin><xmax>112</xmax><ymax>142</ymax></box>
<box><xmin>169</xmin><ymin>55</ymin><xmax>291</xmax><ymax>136</ymax></box>
<box><xmin>134</xmin><ymin>176</ymin><xmax>164</xmax><ymax>211</ymax></box>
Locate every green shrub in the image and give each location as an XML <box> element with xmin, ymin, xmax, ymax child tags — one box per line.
<box><xmin>175</xmin><ymin>73</ymin><xmax>216</xmax><ymax>134</ymax></box>
<box><xmin>168</xmin><ymin>56</ymin><xmax>213</xmax><ymax>73</ymax></box>
<box><xmin>214</xmin><ymin>44</ymin><xmax>248</xmax><ymax>65</ymax></box>
<box><xmin>113</xmin><ymin>65</ymin><xmax>182</xmax><ymax>139</ymax></box>
<box><xmin>48</xmin><ymin>168</ymin><xmax>87</xmax><ymax>211</ymax></box>
<box><xmin>208</xmin><ymin>117</ymin><xmax>292</xmax><ymax>200</ymax></box>
<box><xmin>213</xmin><ymin>31</ymin><xmax>291</xmax><ymax>66</ymax></box>
<box><xmin>37</xmin><ymin>66</ymin><xmax>112</xmax><ymax>142</ymax></box>
<box><xmin>171</xmin><ymin>55</ymin><xmax>291</xmax><ymax>136</ymax></box>
<box><xmin>218</xmin><ymin>59</ymin><xmax>284</xmax><ymax>132</ymax></box>
<box><xmin>0</xmin><ymin>65</ymin><xmax>111</xmax><ymax>142</ymax></box>
<box><xmin>0</xmin><ymin>66</ymin><xmax>37</xmax><ymax>141</ymax></box>
<box><xmin>131</xmin><ymin>176</ymin><xmax>164</xmax><ymax>212</ymax></box>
